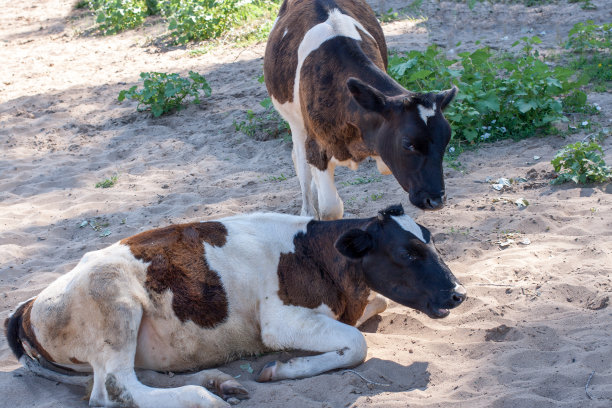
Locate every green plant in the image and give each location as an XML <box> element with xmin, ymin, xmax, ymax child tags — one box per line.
<box><xmin>377</xmin><ymin>8</ymin><xmax>399</xmax><ymax>23</ymax></box>
<box><xmin>551</xmin><ymin>140</ymin><xmax>611</xmax><ymax>184</ymax></box>
<box><xmin>566</xmin><ymin>21</ymin><xmax>611</xmax><ymax>52</ymax></box>
<box><xmin>75</xmin><ymin>0</ymin><xmax>90</xmax><ymax>9</ymax></box>
<box><xmin>118</xmin><ymin>71</ymin><xmax>211</xmax><ymax>117</ymax></box>
<box><xmin>565</xmin><ymin>21</ymin><xmax>612</xmax><ymax>90</ymax></box>
<box><xmin>267</xmin><ymin>173</ymin><xmax>287</xmax><ymax>182</ymax></box>
<box><xmin>234</xmin><ymin>97</ymin><xmax>291</xmax><ymax>141</ymax></box>
<box><xmin>568</xmin><ymin>0</ymin><xmax>597</xmax><ymax>9</ymax></box>
<box><xmin>164</xmin><ymin>0</ymin><xmax>280</xmax><ymax>44</ymax></box>
<box><xmin>340</xmin><ymin>175</ymin><xmax>382</xmax><ymax>186</ymax></box>
<box><xmin>389</xmin><ymin>36</ymin><xmax>586</xmax><ymax>145</ymax></box>
<box><xmin>95</xmin><ymin>174</ymin><xmax>118</xmax><ymax>188</ymax></box>
<box><xmin>89</xmin><ymin>0</ymin><xmax>150</xmax><ymax>34</ymax></box>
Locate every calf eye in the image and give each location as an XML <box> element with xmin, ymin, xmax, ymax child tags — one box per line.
<box><xmin>399</xmin><ymin>249</ymin><xmax>415</xmax><ymax>260</ymax></box>
<box><xmin>402</xmin><ymin>140</ymin><xmax>416</xmax><ymax>151</ymax></box>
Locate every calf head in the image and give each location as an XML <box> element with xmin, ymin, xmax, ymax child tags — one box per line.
<box><xmin>348</xmin><ymin>78</ymin><xmax>457</xmax><ymax>210</ymax></box>
<box><xmin>335</xmin><ymin>205</ymin><xmax>465</xmax><ymax>318</ymax></box>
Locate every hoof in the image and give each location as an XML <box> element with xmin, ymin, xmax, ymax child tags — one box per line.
<box><xmin>256</xmin><ymin>361</ymin><xmax>277</xmax><ymax>383</ymax></box>
<box><xmin>218</xmin><ymin>379</ymin><xmax>249</xmax><ymax>401</ymax></box>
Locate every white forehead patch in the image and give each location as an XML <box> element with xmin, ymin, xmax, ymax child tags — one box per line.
<box><xmin>417</xmin><ymin>102</ymin><xmax>436</xmax><ymax>124</ymax></box>
<box><xmin>391</xmin><ymin>215</ymin><xmax>427</xmax><ymax>243</ymax></box>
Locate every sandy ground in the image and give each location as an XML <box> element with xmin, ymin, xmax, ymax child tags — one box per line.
<box><xmin>1</xmin><ymin>0</ymin><xmax>611</xmax><ymax>407</ymax></box>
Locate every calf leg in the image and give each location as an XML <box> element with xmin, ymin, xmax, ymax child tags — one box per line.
<box><xmin>311</xmin><ymin>162</ymin><xmax>343</xmax><ymax>220</ymax></box>
<box><xmin>355</xmin><ymin>293</ymin><xmax>389</xmax><ymax>328</ymax></box>
<box><xmin>82</xmin><ymin>300</ymin><xmax>227</xmax><ymax>408</ymax></box>
<box><xmin>258</xmin><ymin>312</ymin><xmax>367</xmax><ymax>381</ymax></box>
<box><xmin>290</xmin><ymin>126</ymin><xmax>318</xmax><ymax>217</ymax></box>
<box><xmin>137</xmin><ymin>369</ymin><xmax>248</xmax><ymax>401</ymax></box>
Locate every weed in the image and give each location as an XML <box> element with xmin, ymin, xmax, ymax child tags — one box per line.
<box><xmin>74</xmin><ymin>0</ymin><xmax>90</xmax><ymax>9</ymax></box>
<box><xmin>267</xmin><ymin>174</ymin><xmax>287</xmax><ymax>182</ymax></box>
<box><xmin>234</xmin><ymin>97</ymin><xmax>291</xmax><ymax>142</ymax></box>
<box><xmin>568</xmin><ymin>0</ymin><xmax>597</xmax><ymax>9</ymax></box>
<box><xmin>164</xmin><ymin>0</ymin><xmax>280</xmax><ymax>44</ymax></box>
<box><xmin>551</xmin><ymin>140</ymin><xmax>611</xmax><ymax>184</ymax></box>
<box><xmin>389</xmin><ymin>36</ymin><xmax>586</xmax><ymax>145</ymax></box>
<box><xmin>377</xmin><ymin>8</ymin><xmax>399</xmax><ymax>23</ymax></box>
<box><xmin>89</xmin><ymin>0</ymin><xmax>152</xmax><ymax>35</ymax></box>
<box><xmin>367</xmin><ymin>193</ymin><xmax>384</xmax><ymax>202</ymax></box>
<box><xmin>565</xmin><ymin>21</ymin><xmax>612</xmax><ymax>90</ymax></box>
<box><xmin>340</xmin><ymin>175</ymin><xmax>382</xmax><ymax>186</ymax></box>
<box><xmin>95</xmin><ymin>174</ymin><xmax>118</xmax><ymax>188</ymax></box>
<box><xmin>118</xmin><ymin>71</ymin><xmax>211</xmax><ymax>117</ymax></box>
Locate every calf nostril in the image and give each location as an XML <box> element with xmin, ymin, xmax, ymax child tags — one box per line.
<box><xmin>452</xmin><ymin>292</ymin><xmax>465</xmax><ymax>304</ymax></box>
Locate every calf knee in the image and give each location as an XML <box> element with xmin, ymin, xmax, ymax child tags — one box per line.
<box><xmin>317</xmin><ymin>195</ymin><xmax>343</xmax><ymax>221</ymax></box>
<box><xmin>347</xmin><ymin>332</ymin><xmax>368</xmax><ymax>365</ymax></box>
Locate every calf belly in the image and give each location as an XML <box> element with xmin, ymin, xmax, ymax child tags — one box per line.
<box><xmin>134</xmin><ymin>313</ymin><xmax>267</xmax><ymax>372</ymax></box>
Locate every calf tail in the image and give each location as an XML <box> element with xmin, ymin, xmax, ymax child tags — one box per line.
<box><xmin>4</xmin><ymin>298</ymin><xmax>91</xmax><ymax>387</ymax></box>
<box><xmin>4</xmin><ymin>298</ymin><xmax>30</xmax><ymax>361</ymax></box>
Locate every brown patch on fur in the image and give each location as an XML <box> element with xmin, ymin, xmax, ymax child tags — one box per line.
<box><xmin>105</xmin><ymin>374</ymin><xmax>137</xmax><ymax>407</ymax></box>
<box><xmin>277</xmin><ymin>219</ymin><xmax>370</xmax><ymax>325</ymax></box>
<box><xmin>70</xmin><ymin>357</ymin><xmax>85</xmax><ymax>364</ymax></box>
<box><xmin>19</xmin><ymin>298</ymin><xmax>57</xmax><ymax>363</ymax></box>
<box><xmin>121</xmin><ymin>222</ymin><xmax>229</xmax><ymax>328</ymax></box>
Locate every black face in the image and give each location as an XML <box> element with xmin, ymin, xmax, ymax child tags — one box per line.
<box><xmin>335</xmin><ymin>207</ymin><xmax>465</xmax><ymax>319</ymax></box>
<box><xmin>381</xmin><ymin>110</ymin><xmax>451</xmax><ymax>211</ymax></box>
<box><xmin>347</xmin><ymin>79</ymin><xmax>457</xmax><ymax>211</ymax></box>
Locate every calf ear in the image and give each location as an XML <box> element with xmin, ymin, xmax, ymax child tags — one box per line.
<box><xmin>335</xmin><ymin>229</ymin><xmax>374</xmax><ymax>259</ymax></box>
<box><xmin>347</xmin><ymin>78</ymin><xmax>387</xmax><ymax>114</ymax></box>
<box><xmin>436</xmin><ymin>86</ymin><xmax>458</xmax><ymax>111</ymax></box>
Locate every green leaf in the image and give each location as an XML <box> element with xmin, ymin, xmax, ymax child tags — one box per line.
<box><xmin>516</xmin><ymin>99</ymin><xmax>537</xmax><ymax>113</ymax></box>
<box><xmin>151</xmin><ymin>104</ymin><xmax>164</xmax><ymax>117</ymax></box>
<box><xmin>408</xmin><ymin>69</ymin><xmax>433</xmax><ymax>81</ymax></box>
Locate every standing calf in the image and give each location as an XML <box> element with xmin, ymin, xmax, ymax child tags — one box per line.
<box><xmin>265</xmin><ymin>0</ymin><xmax>457</xmax><ymax>220</ymax></box>
<box><xmin>5</xmin><ymin>205</ymin><xmax>465</xmax><ymax>407</ymax></box>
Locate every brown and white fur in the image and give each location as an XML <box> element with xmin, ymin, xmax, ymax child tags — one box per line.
<box><xmin>265</xmin><ymin>0</ymin><xmax>457</xmax><ymax>220</ymax></box>
<box><xmin>5</xmin><ymin>205</ymin><xmax>465</xmax><ymax>407</ymax></box>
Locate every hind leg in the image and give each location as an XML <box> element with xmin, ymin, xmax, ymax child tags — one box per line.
<box><xmin>85</xmin><ymin>302</ymin><xmax>227</xmax><ymax>408</ymax></box>
<box><xmin>137</xmin><ymin>369</ymin><xmax>248</xmax><ymax>401</ymax></box>
<box><xmin>291</xmin><ymin>125</ymin><xmax>319</xmax><ymax>217</ymax></box>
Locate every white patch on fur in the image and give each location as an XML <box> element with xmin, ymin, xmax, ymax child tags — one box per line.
<box><xmin>311</xmin><ymin>164</ymin><xmax>343</xmax><ymax>220</ymax></box>
<box><xmin>331</xmin><ymin>157</ymin><xmax>359</xmax><ymax>171</ymax></box>
<box><xmin>454</xmin><ymin>283</ymin><xmax>467</xmax><ymax>296</ymax></box>
<box><xmin>282</xmin><ymin>28</ymin><xmax>288</xmax><ymax>38</ymax></box>
<box><xmin>417</xmin><ymin>102</ymin><xmax>436</xmax><ymax>124</ymax></box>
<box><xmin>391</xmin><ymin>214</ymin><xmax>426</xmax><ymax>243</ymax></box>
<box><xmin>297</xmin><ymin>9</ymin><xmax>374</xmax><ymax>74</ymax></box>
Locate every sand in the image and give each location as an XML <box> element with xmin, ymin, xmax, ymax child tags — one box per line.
<box><xmin>1</xmin><ymin>0</ymin><xmax>611</xmax><ymax>407</ymax></box>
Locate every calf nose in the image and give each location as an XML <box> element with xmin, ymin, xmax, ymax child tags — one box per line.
<box><xmin>423</xmin><ymin>195</ymin><xmax>445</xmax><ymax>210</ymax></box>
<box><xmin>449</xmin><ymin>284</ymin><xmax>467</xmax><ymax>307</ymax></box>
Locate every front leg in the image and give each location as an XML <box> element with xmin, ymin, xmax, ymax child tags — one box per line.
<box><xmin>137</xmin><ymin>368</ymin><xmax>248</xmax><ymax>401</ymax></box>
<box><xmin>257</xmin><ymin>310</ymin><xmax>367</xmax><ymax>381</ymax></box>
<box><xmin>355</xmin><ymin>293</ymin><xmax>389</xmax><ymax>328</ymax></box>
<box><xmin>311</xmin><ymin>162</ymin><xmax>343</xmax><ymax>220</ymax></box>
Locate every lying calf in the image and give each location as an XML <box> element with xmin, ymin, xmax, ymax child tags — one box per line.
<box><xmin>5</xmin><ymin>205</ymin><xmax>465</xmax><ymax>407</ymax></box>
